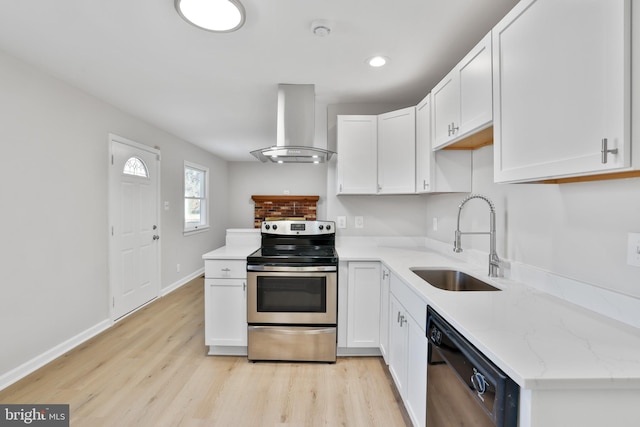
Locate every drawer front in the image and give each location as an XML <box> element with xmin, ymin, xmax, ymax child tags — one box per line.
<box><xmin>205</xmin><ymin>259</ymin><xmax>247</xmax><ymax>278</ymax></box>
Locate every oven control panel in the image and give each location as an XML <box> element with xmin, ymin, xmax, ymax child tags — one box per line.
<box><xmin>261</xmin><ymin>220</ymin><xmax>335</xmax><ymax>235</ymax></box>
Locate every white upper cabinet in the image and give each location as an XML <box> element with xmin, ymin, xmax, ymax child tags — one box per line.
<box><xmin>416</xmin><ymin>93</ymin><xmax>472</xmax><ymax>193</ymax></box>
<box><xmin>336</xmin><ymin>115</ymin><xmax>378</xmax><ymax>194</ymax></box>
<box><xmin>432</xmin><ymin>31</ymin><xmax>493</xmax><ymax>150</ymax></box>
<box><xmin>337</xmin><ymin>108</ymin><xmax>416</xmax><ymax>195</ymax></box>
<box><xmin>378</xmin><ymin>107</ymin><xmax>416</xmax><ymax>194</ymax></box>
<box><xmin>493</xmin><ymin>0</ymin><xmax>631</xmax><ymax>183</ymax></box>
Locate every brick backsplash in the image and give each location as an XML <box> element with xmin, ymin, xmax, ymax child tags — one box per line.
<box><xmin>251</xmin><ymin>195</ymin><xmax>319</xmax><ymax>228</ymax></box>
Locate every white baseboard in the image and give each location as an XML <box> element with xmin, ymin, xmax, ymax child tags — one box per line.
<box><xmin>0</xmin><ymin>319</ymin><xmax>111</xmax><ymax>391</ymax></box>
<box><xmin>161</xmin><ymin>267</ymin><xmax>204</xmax><ymax>296</ymax></box>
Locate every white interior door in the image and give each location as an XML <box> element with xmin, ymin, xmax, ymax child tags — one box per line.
<box><xmin>109</xmin><ymin>135</ymin><xmax>160</xmax><ymax>319</ymax></box>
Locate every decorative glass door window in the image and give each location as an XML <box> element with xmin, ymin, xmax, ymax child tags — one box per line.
<box><xmin>123</xmin><ymin>157</ymin><xmax>149</xmax><ymax>177</ymax></box>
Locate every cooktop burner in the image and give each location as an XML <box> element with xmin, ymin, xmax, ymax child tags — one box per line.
<box><xmin>247</xmin><ymin>220</ymin><xmax>338</xmax><ymax>267</ymax></box>
<box><xmin>247</xmin><ymin>246</ymin><xmax>338</xmax><ymax>265</ymax></box>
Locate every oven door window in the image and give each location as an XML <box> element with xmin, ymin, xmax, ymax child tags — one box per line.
<box><xmin>256</xmin><ymin>276</ymin><xmax>326</xmax><ymax>313</ymax></box>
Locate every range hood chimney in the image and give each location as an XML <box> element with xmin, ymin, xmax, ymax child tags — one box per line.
<box><xmin>250</xmin><ymin>84</ymin><xmax>336</xmax><ymax>163</ymax></box>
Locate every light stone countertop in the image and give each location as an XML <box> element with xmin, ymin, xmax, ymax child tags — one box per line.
<box><xmin>203</xmin><ymin>240</ymin><xmax>640</xmax><ymax>391</ymax></box>
<box><xmin>338</xmin><ymin>243</ymin><xmax>640</xmax><ymax>391</ymax></box>
<box><xmin>202</xmin><ymin>245</ymin><xmax>258</xmax><ymax>260</ymax></box>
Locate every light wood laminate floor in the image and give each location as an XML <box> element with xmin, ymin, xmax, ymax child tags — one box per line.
<box><xmin>0</xmin><ymin>277</ymin><xmax>411</xmax><ymax>426</ymax></box>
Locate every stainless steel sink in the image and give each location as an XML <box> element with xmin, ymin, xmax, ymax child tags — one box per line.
<box><xmin>410</xmin><ymin>268</ymin><xmax>500</xmax><ymax>292</ymax></box>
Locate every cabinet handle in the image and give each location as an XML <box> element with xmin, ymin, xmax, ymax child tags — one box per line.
<box><xmin>451</xmin><ymin>122</ymin><xmax>459</xmax><ymax>135</ymax></box>
<box><xmin>601</xmin><ymin>138</ymin><xmax>618</xmax><ymax>164</ymax></box>
<box><xmin>399</xmin><ymin>315</ymin><xmax>407</xmax><ymax>327</ymax></box>
<box><xmin>243</xmin><ymin>281</ymin><xmax>246</xmax><ymax>292</ymax></box>
<box><xmin>397</xmin><ymin>311</ymin><xmax>402</xmax><ymax>323</ymax></box>
<box><xmin>447</xmin><ymin>123</ymin><xmax>452</xmax><ymax>136</ymax></box>
<box><xmin>382</xmin><ymin>270</ymin><xmax>389</xmax><ymax>279</ymax></box>
<box><xmin>423</xmin><ymin>180</ymin><xmax>429</xmax><ymax>190</ymax></box>
<box><xmin>221</xmin><ymin>268</ymin><xmax>231</xmax><ymax>272</ymax></box>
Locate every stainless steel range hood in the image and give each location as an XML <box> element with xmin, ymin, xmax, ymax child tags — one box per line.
<box><xmin>250</xmin><ymin>84</ymin><xmax>335</xmax><ymax>163</ymax></box>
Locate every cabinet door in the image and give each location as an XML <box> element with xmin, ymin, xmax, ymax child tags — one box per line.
<box><xmin>405</xmin><ymin>316</ymin><xmax>428</xmax><ymax>427</ymax></box>
<box><xmin>336</xmin><ymin>115</ymin><xmax>378</xmax><ymax>194</ymax></box>
<box><xmin>458</xmin><ymin>31</ymin><xmax>493</xmax><ymax>136</ymax></box>
<box><xmin>346</xmin><ymin>262</ymin><xmax>381</xmax><ymax>347</ymax></box>
<box><xmin>379</xmin><ymin>266</ymin><xmax>390</xmax><ymax>364</ymax></box>
<box><xmin>415</xmin><ymin>94</ymin><xmax>432</xmax><ymax>193</ymax></box>
<box><xmin>493</xmin><ymin>0</ymin><xmax>630</xmax><ymax>183</ymax></box>
<box><xmin>388</xmin><ymin>295</ymin><xmax>408</xmax><ymax>397</ymax></box>
<box><xmin>431</xmin><ymin>70</ymin><xmax>459</xmax><ymax>150</ymax></box>
<box><xmin>377</xmin><ymin>107</ymin><xmax>416</xmax><ymax>194</ymax></box>
<box><xmin>205</xmin><ymin>278</ymin><xmax>247</xmax><ymax>347</ymax></box>
<box><xmin>417</xmin><ymin>93</ymin><xmax>473</xmax><ymax>193</ymax></box>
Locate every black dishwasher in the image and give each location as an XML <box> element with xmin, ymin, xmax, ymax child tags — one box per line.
<box><xmin>426</xmin><ymin>307</ymin><xmax>519</xmax><ymax>427</ymax></box>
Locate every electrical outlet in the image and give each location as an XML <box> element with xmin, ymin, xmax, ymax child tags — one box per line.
<box><xmin>627</xmin><ymin>233</ymin><xmax>640</xmax><ymax>267</ymax></box>
<box><xmin>355</xmin><ymin>216</ymin><xmax>364</xmax><ymax>229</ymax></box>
<box><xmin>337</xmin><ymin>216</ymin><xmax>347</xmax><ymax>229</ymax></box>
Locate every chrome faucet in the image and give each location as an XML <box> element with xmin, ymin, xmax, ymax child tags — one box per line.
<box><xmin>454</xmin><ymin>194</ymin><xmax>500</xmax><ymax>277</ymax></box>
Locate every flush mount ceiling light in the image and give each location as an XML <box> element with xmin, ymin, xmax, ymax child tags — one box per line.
<box><xmin>367</xmin><ymin>56</ymin><xmax>388</xmax><ymax>67</ymax></box>
<box><xmin>175</xmin><ymin>0</ymin><xmax>246</xmax><ymax>33</ymax></box>
<box><xmin>311</xmin><ymin>20</ymin><xmax>332</xmax><ymax>37</ymax></box>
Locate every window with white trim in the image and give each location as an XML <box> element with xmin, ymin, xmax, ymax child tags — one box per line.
<box><xmin>184</xmin><ymin>161</ymin><xmax>209</xmax><ymax>233</ymax></box>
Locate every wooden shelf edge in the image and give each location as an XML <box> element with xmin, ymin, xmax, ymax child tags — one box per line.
<box><xmin>251</xmin><ymin>195</ymin><xmax>320</xmax><ymax>202</ymax></box>
<box><xmin>441</xmin><ymin>125</ymin><xmax>494</xmax><ymax>151</ymax></box>
<box><xmin>540</xmin><ymin>170</ymin><xmax>640</xmax><ymax>184</ymax></box>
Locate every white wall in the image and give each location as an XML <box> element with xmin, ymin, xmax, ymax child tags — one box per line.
<box><xmin>425</xmin><ymin>145</ymin><xmax>640</xmax><ymax>298</ymax></box>
<box><xmin>227</xmin><ymin>162</ymin><xmax>329</xmax><ymax>228</ymax></box>
<box><xmin>0</xmin><ymin>48</ymin><xmax>226</xmax><ymax>381</ymax></box>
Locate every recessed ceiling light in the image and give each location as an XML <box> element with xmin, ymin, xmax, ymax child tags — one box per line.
<box><xmin>175</xmin><ymin>0</ymin><xmax>246</xmax><ymax>33</ymax></box>
<box><xmin>367</xmin><ymin>56</ymin><xmax>388</xmax><ymax>67</ymax></box>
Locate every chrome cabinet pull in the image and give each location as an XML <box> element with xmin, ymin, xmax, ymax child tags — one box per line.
<box><xmin>601</xmin><ymin>138</ymin><xmax>618</xmax><ymax>164</ymax></box>
<box><xmin>399</xmin><ymin>315</ymin><xmax>407</xmax><ymax>327</ymax></box>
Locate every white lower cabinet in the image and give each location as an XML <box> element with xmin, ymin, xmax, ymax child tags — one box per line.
<box><xmin>388</xmin><ymin>273</ymin><xmax>427</xmax><ymax>427</ymax></box>
<box><xmin>345</xmin><ymin>262</ymin><xmax>381</xmax><ymax>349</ymax></box>
<box><xmin>204</xmin><ymin>259</ymin><xmax>247</xmax><ymax>355</ymax></box>
<box><xmin>379</xmin><ymin>265</ymin><xmax>390</xmax><ymax>364</ymax></box>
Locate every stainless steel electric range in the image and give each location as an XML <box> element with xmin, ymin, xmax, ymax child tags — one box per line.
<box><xmin>246</xmin><ymin>220</ymin><xmax>338</xmax><ymax>362</ymax></box>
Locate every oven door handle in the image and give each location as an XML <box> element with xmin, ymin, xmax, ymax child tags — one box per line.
<box><xmin>247</xmin><ymin>265</ymin><xmax>337</xmax><ymax>272</ymax></box>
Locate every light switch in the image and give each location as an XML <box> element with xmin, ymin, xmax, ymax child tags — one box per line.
<box><xmin>627</xmin><ymin>233</ymin><xmax>640</xmax><ymax>267</ymax></box>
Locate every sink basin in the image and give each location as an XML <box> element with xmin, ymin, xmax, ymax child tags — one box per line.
<box><xmin>410</xmin><ymin>268</ymin><xmax>500</xmax><ymax>292</ymax></box>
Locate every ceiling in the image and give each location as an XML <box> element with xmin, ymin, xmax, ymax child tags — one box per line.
<box><xmin>0</xmin><ymin>0</ymin><xmax>518</xmax><ymax>161</ymax></box>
